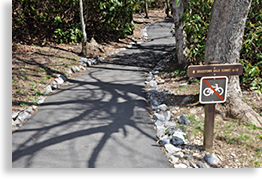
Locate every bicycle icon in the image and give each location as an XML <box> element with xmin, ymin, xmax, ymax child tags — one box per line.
<box><xmin>203</xmin><ymin>83</ymin><xmax>223</xmax><ymax>97</ymax></box>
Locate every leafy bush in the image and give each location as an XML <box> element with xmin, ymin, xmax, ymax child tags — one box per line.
<box><xmin>12</xmin><ymin>0</ymin><xmax>141</xmax><ymax>44</ymax></box>
<box><xmin>54</xmin><ymin>23</ymin><xmax>82</xmax><ymax>44</ymax></box>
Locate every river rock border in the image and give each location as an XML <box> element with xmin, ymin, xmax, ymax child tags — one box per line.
<box><xmin>11</xmin><ymin>22</ymin><xmax>154</xmax><ymax>132</ymax></box>
<box><xmin>144</xmin><ymin>53</ymin><xmax>223</xmax><ymax>168</ymax></box>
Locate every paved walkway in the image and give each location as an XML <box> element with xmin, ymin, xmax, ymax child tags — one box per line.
<box><xmin>12</xmin><ymin>18</ymin><xmax>175</xmax><ymax>168</ymax></box>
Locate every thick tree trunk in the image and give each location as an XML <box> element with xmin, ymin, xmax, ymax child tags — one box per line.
<box><xmin>205</xmin><ymin>0</ymin><xmax>261</xmax><ymax>127</ymax></box>
<box><xmin>144</xmin><ymin>0</ymin><xmax>149</xmax><ymax>19</ymax></box>
<box><xmin>172</xmin><ymin>0</ymin><xmax>189</xmax><ymax>67</ymax></box>
<box><xmin>79</xmin><ymin>0</ymin><xmax>87</xmax><ymax>56</ymax></box>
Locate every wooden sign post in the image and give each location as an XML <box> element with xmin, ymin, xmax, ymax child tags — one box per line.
<box><xmin>188</xmin><ymin>61</ymin><xmax>243</xmax><ymax>153</ymax></box>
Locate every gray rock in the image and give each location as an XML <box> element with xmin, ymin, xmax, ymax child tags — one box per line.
<box><xmin>57</xmin><ymin>74</ymin><xmax>67</xmax><ymax>81</ymax></box>
<box><xmin>169</xmin><ymin>155</ymin><xmax>179</xmax><ymax>164</ymax></box>
<box><xmin>151</xmin><ymin>99</ymin><xmax>161</xmax><ymax>106</ymax></box>
<box><xmin>37</xmin><ymin>96</ymin><xmax>46</xmax><ymax>104</ymax></box>
<box><xmin>12</xmin><ymin>111</ymin><xmax>19</xmax><ymax>119</ymax></box>
<box><xmin>98</xmin><ymin>57</ymin><xmax>105</xmax><ymax>62</ymax></box>
<box><xmin>189</xmin><ymin>162</ymin><xmax>199</xmax><ymax>168</ymax></box>
<box><xmin>71</xmin><ymin>66</ymin><xmax>77</xmax><ymax>73</ymax></box>
<box><xmin>179</xmin><ymin>83</ymin><xmax>187</xmax><ymax>87</ymax></box>
<box><xmin>26</xmin><ymin>107</ymin><xmax>33</xmax><ymax>113</ymax></box>
<box><xmin>164</xmin><ymin>144</ymin><xmax>181</xmax><ymax>154</ymax></box>
<box><xmin>146</xmin><ymin>76</ymin><xmax>153</xmax><ymax>81</ymax></box>
<box><xmin>173</xmin><ymin>151</ymin><xmax>184</xmax><ymax>158</ymax></box>
<box><xmin>165</xmin><ymin>127</ymin><xmax>176</xmax><ymax>135</ymax></box>
<box><xmin>152</xmin><ymin>70</ymin><xmax>159</xmax><ymax>75</ymax></box>
<box><xmin>184</xmin><ymin>160</ymin><xmax>190</xmax><ymax>167</ymax></box>
<box><xmin>153</xmin><ymin>111</ymin><xmax>171</xmax><ymax>122</ymax></box>
<box><xmin>43</xmin><ymin>85</ymin><xmax>52</xmax><ymax>95</ymax></box>
<box><xmin>12</xmin><ymin>119</ymin><xmax>16</xmax><ymax>126</ymax></box>
<box><xmin>184</xmin><ymin>154</ymin><xmax>194</xmax><ymax>160</ymax></box>
<box><xmin>75</xmin><ymin>66</ymin><xmax>80</xmax><ymax>72</ymax></box>
<box><xmin>126</xmin><ymin>45</ymin><xmax>132</xmax><ymax>48</ymax></box>
<box><xmin>71</xmin><ymin>66</ymin><xmax>80</xmax><ymax>73</ymax></box>
<box><xmin>174</xmin><ymin>164</ymin><xmax>187</xmax><ymax>168</ymax></box>
<box><xmin>154</xmin><ymin>120</ymin><xmax>164</xmax><ymax>129</ymax></box>
<box><xmin>157</xmin><ymin>79</ymin><xmax>165</xmax><ymax>84</ymax></box>
<box><xmin>159</xmin><ymin>135</ymin><xmax>171</xmax><ymax>145</ymax></box>
<box><xmin>195</xmin><ymin>161</ymin><xmax>210</xmax><ymax>168</ymax></box>
<box><xmin>156</xmin><ymin>126</ymin><xmax>166</xmax><ymax>138</ymax></box>
<box><xmin>157</xmin><ymin>104</ymin><xmax>167</xmax><ymax>111</ymax></box>
<box><xmin>181</xmin><ymin>96</ymin><xmax>191</xmax><ymax>104</ymax></box>
<box><xmin>120</xmin><ymin>47</ymin><xmax>127</xmax><ymax>51</ymax></box>
<box><xmin>55</xmin><ymin>77</ymin><xmax>64</xmax><ymax>85</ymax></box>
<box><xmin>51</xmin><ymin>84</ymin><xmax>58</xmax><ymax>90</ymax></box>
<box><xmin>205</xmin><ymin>153</ymin><xmax>220</xmax><ymax>166</ymax></box>
<box><xmin>14</xmin><ymin>119</ymin><xmax>22</xmax><ymax>127</ymax></box>
<box><xmin>67</xmin><ymin>69</ymin><xmax>73</xmax><ymax>75</ymax></box>
<box><xmin>79</xmin><ymin>65</ymin><xmax>86</xmax><ymax>70</ymax></box>
<box><xmin>17</xmin><ymin>111</ymin><xmax>31</xmax><ymax>122</ymax></box>
<box><xmin>79</xmin><ymin>58</ymin><xmax>88</xmax><ymax>62</ymax></box>
<box><xmin>164</xmin><ymin>121</ymin><xmax>176</xmax><ymax>128</ymax></box>
<box><xmin>147</xmin><ymin>80</ymin><xmax>158</xmax><ymax>89</ymax></box>
<box><xmin>179</xmin><ymin>114</ymin><xmax>190</xmax><ymax>125</ymax></box>
<box><xmin>93</xmin><ymin>55</ymin><xmax>99</xmax><ymax>60</ymax></box>
<box><xmin>171</xmin><ymin>129</ymin><xmax>186</xmax><ymax>146</ymax></box>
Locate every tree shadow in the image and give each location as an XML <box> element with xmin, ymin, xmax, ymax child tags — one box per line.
<box><xmin>12</xmin><ymin>18</ymin><xmax>175</xmax><ymax>168</ymax></box>
<box><xmin>12</xmin><ymin>66</ymin><xmax>165</xmax><ymax>167</ymax></box>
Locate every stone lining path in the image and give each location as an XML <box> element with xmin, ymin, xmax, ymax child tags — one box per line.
<box><xmin>12</xmin><ymin>18</ymin><xmax>175</xmax><ymax>168</ymax></box>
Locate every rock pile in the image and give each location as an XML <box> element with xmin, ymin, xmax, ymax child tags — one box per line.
<box><xmin>144</xmin><ymin>54</ymin><xmax>223</xmax><ymax>168</ymax></box>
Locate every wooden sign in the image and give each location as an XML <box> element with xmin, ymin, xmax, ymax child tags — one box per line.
<box><xmin>187</xmin><ymin>61</ymin><xmax>243</xmax><ymax>153</ymax></box>
<box><xmin>188</xmin><ymin>64</ymin><xmax>243</xmax><ymax>77</ymax></box>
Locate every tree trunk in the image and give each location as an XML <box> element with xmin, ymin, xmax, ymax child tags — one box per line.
<box><xmin>79</xmin><ymin>0</ymin><xmax>87</xmax><ymax>57</ymax></box>
<box><xmin>205</xmin><ymin>0</ymin><xmax>262</xmax><ymax>127</ymax></box>
<box><xmin>172</xmin><ymin>0</ymin><xmax>189</xmax><ymax>68</ymax></box>
<box><xmin>165</xmin><ymin>0</ymin><xmax>170</xmax><ymax>17</ymax></box>
<box><xmin>144</xmin><ymin>0</ymin><xmax>149</xmax><ymax>19</ymax></box>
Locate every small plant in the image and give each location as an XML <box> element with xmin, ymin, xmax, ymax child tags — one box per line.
<box><xmin>17</xmin><ymin>89</ymin><xmax>24</xmax><ymax>95</ymax></box>
<box><xmin>54</xmin><ymin>23</ymin><xmax>82</xmax><ymax>44</ymax></box>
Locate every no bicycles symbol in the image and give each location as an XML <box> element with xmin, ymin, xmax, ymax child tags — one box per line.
<box><xmin>199</xmin><ymin>76</ymin><xmax>228</xmax><ymax>104</ymax></box>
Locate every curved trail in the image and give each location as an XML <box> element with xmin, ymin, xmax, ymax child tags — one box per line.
<box><xmin>12</xmin><ymin>18</ymin><xmax>175</xmax><ymax>168</ymax></box>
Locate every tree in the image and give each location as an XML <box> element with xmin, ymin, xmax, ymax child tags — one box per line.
<box><xmin>205</xmin><ymin>0</ymin><xmax>262</xmax><ymax>127</ymax></box>
<box><xmin>172</xmin><ymin>0</ymin><xmax>189</xmax><ymax>68</ymax></box>
<box><xmin>79</xmin><ymin>0</ymin><xmax>87</xmax><ymax>56</ymax></box>
<box><xmin>165</xmin><ymin>0</ymin><xmax>171</xmax><ymax>17</ymax></box>
<box><xmin>144</xmin><ymin>0</ymin><xmax>149</xmax><ymax>18</ymax></box>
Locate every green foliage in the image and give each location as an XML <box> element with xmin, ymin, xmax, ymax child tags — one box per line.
<box><xmin>240</xmin><ymin>0</ymin><xmax>262</xmax><ymax>94</ymax></box>
<box><xmin>54</xmin><ymin>23</ymin><xmax>82</xmax><ymax>44</ymax></box>
<box><xmin>241</xmin><ymin>0</ymin><xmax>262</xmax><ymax>65</ymax></box>
<box><xmin>97</xmin><ymin>0</ymin><xmax>135</xmax><ymax>38</ymax></box>
<box><xmin>12</xmin><ymin>0</ymin><xmax>143</xmax><ymax>44</ymax></box>
<box><xmin>182</xmin><ymin>0</ymin><xmax>213</xmax><ymax>64</ymax></box>
<box><xmin>183</xmin><ymin>0</ymin><xmax>262</xmax><ymax>94</ymax></box>
<box><xmin>240</xmin><ymin>59</ymin><xmax>262</xmax><ymax>95</ymax></box>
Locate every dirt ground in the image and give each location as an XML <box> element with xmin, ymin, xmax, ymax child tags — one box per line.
<box><xmin>12</xmin><ymin>9</ymin><xmax>168</xmax><ymax>111</ymax></box>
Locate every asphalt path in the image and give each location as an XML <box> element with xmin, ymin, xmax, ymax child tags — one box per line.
<box><xmin>12</xmin><ymin>18</ymin><xmax>175</xmax><ymax>168</ymax></box>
